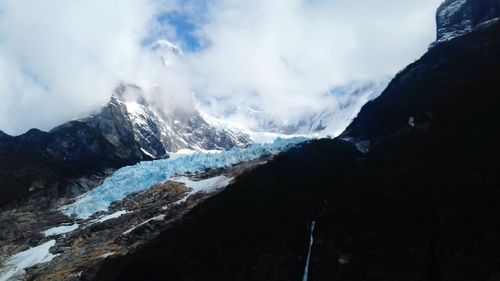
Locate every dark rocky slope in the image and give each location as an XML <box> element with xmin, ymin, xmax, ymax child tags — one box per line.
<box><xmin>92</xmin><ymin>13</ymin><xmax>500</xmax><ymax>281</ymax></box>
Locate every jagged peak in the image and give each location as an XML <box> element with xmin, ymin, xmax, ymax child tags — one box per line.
<box><xmin>435</xmin><ymin>0</ymin><xmax>500</xmax><ymax>44</ymax></box>
<box><xmin>151</xmin><ymin>40</ymin><xmax>183</xmax><ymax>67</ymax></box>
<box><xmin>152</xmin><ymin>40</ymin><xmax>183</xmax><ymax>55</ymax></box>
<box><xmin>111</xmin><ymin>83</ymin><xmax>147</xmax><ymax>106</ymax></box>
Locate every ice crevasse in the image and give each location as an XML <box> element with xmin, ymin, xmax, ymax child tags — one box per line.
<box><xmin>62</xmin><ymin>137</ymin><xmax>308</xmax><ymax>219</ymax></box>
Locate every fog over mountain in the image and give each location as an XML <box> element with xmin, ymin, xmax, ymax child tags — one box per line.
<box><xmin>0</xmin><ymin>0</ymin><xmax>441</xmax><ymax>135</ymax></box>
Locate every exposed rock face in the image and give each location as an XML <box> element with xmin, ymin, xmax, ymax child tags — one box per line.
<box><xmin>106</xmin><ymin>83</ymin><xmax>251</xmax><ymax>154</ymax></box>
<box><xmin>82</xmin><ymin>84</ymin><xmax>167</xmax><ymax>160</ymax></box>
<box><xmin>436</xmin><ymin>0</ymin><xmax>500</xmax><ymax>43</ymax></box>
<box><xmin>0</xmin><ymin>84</ymin><xmax>251</xmax><ymax>208</ymax></box>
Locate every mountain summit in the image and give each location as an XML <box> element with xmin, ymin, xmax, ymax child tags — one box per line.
<box><xmin>435</xmin><ymin>0</ymin><xmax>500</xmax><ymax>43</ymax></box>
<box><xmin>102</xmin><ymin>83</ymin><xmax>251</xmax><ymax>157</ymax></box>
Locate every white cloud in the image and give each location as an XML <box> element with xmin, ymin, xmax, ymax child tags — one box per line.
<box><xmin>0</xmin><ymin>0</ymin><xmax>182</xmax><ymax>135</ymax></box>
<box><xmin>186</xmin><ymin>0</ymin><xmax>442</xmax><ymax>121</ymax></box>
<box><xmin>0</xmin><ymin>0</ymin><xmax>443</xmax><ymax>135</ymax></box>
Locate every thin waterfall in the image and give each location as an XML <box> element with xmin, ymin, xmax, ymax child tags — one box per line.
<box><xmin>302</xmin><ymin>220</ymin><xmax>316</xmax><ymax>281</ymax></box>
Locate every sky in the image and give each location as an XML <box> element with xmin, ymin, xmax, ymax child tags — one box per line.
<box><xmin>0</xmin><ymin>0</ymin><xmax>442</xmax><ymax>135</ymax></box>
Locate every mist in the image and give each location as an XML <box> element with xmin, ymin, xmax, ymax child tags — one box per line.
<box><xmin>186</xmin><ymin>0</ymin><xmax>442</xmax><ymax>122</ymax></box>
<box><xmin>0</xmin><ymin>0</ymin><xmax>442</xmax><ymax>135</ymax></box>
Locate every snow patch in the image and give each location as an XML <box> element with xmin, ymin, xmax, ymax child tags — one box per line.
<box><xmin>122</xmin><ymin>214</ymin><xmax>166</xmax><ymax>235</ymax></box>
<box><xmin>172</xmin><ymin>175</ymin><xmax>232</xmax><ymax>193</ymax></box>
<box><xmin>42</xmin><ymin>223</ymin><xmax>79</xmax><ymax>237</ymax></box>
<box><xmin>171</xmin><ymin>175</ymin><xmax>233</xmax><ymax>203</ymax></box>
<box><xmin>438</xmin><ymin>0</ymin><xmax>466</xmax><ymax>21</ymax></box>
<box><xmin>98</xmin><ymin>252</ymin><xmax>116</xmax><ymax>259</ymax></box>
<box><xmin>140</xmin><ymin>148</ymin><xmax>155</xmax><ymax>159</ymax></box>
<box><xmin>0</xmin><ymin>240</ymin><xmax>58</xmax><ymax>281</ymax></box>
<box><xmin>94</xmin><ymin>210</ymin><xmax>129</xmax><ymax>223</ymax></box>
<box><xmin>125</xmin><ymin>102</ymin><xmax>144</xmax><ymax>118</ymax></box>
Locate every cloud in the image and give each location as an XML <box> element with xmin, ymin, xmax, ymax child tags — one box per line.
<box><xmin>0</xmin><ymin>0</ymin><xmax>183</xmax><ymax>135</ymax></box>
<box><xmin>0</xmin><ymin>0</ymin><xmax>443</xmax><ymax>135</ymax></box>
<box><xmin>184</xmin><ymin>0</ymin><xmax>443</xmax><ymax>121</ymax></box>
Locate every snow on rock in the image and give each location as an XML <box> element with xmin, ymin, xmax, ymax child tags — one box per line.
<box><xmin>172</xmin><ymin>175</ymin><xmax>233</xmax><ymax>193</ymax></box>
<box><xmin>436</xmin><ymin>0</ymin><xmax>471</xmax><ymax>43</ymax></box>
<box><xmin>122</xmin><ymin>214</ymin><xmax>166</xmax><ymax>235</ymax></box>
<box><xmin>62</xmin><ymin>137</ymin><xmax>307</xmax><ymax>219</ymax></box>
<box><xmin>140</xmin><ymin>148</ymin><xmax>155</xmax><ymax>159</ymax></box>
<box><xmin>98</xmin><ymin>252</ymin><xmax>116</xmax><ymax>259</ymax></box>
<box><xmin>108</xmin><ymin>83</ymin><xmax>252</xmax><ymax>159</ymax></box>
<box><xmin>171</xmin><ymin>175</ymin><xmax>233</xmax><ymax>204</ymax></box>
<box><xmin>435</xmin><ymin>0</ymin><xmax>500</xmax><ymax>44</ymax></box>
<box><xmin>0</xmin><ymin>240</ymin><xmax>58</xmax><ymax>281</ymax></box>
<box><xmin>42</xmin><ymin>223</ymin><xmax>79</xmax><ymax>237</ymax></box>
<box><xmin>94</xmin><ymin>210</ymin><xmax>129</xmax><ymax>223</ymax></box>
<box><xmin>438</xmin><ymin>0</ymin><xmax>467</xmax><ymax>23</ymax></box>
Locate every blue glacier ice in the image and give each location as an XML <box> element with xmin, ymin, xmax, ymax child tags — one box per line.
<box><xmin>62</xmin><ymin>137</ymin><xmax>307</xmax><ymax>219</ymax></box>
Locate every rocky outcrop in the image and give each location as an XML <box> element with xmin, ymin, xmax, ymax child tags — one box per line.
<box><xmin>84</xmin><ymin>84</ymin><xmax>167</xmax><ymax>160</ymax></box>
<box><xmin>436</xmin><ymin>0</ymin><xmax>500</xmax><ymax>43</ymax></box>
<box><xmin>95</xmin><ymin>83</ymin><xmax>251</xmax><ymax>155</ymax></box>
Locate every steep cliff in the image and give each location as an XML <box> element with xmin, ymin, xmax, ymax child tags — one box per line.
<box><xmin>436</xmin><ymin>0</ymin><xmax>500</xmax><ymax>43</ymax></box>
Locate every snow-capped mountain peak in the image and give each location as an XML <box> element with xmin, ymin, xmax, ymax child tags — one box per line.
<box><xmin>151</xmin><ymin>40</ymin><xmax>183</xmax><ymax>67</ymax></box>
<box><xmin>435</xmin><ymin>0</ymin><xmax>500</xmax><ymax>44</ymax></box>
<box><xmin>153</xmin><ymin>40</ymin><xmax>183</xmax><ymax>55</ymax></box>
<box><xmin>200</xmin><ymin>79</ymin><xmax>390</xmax><ymax>138</ymax></box>
<box><xmin>109</xmin><ymin>84</ymin><xmax>252</xmax><ymax>156</ymax></box>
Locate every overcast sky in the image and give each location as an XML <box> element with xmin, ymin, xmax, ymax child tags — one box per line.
<box><xmin>0</xmin><ymin>0</ymin><xmax>442</xmax><ymax>135</ymax></box>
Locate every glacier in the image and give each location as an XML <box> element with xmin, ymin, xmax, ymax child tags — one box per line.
<box><xmin>62</xmin><ymin>137</ymin><xmax>307</xmax><ymax>219</ymax></box>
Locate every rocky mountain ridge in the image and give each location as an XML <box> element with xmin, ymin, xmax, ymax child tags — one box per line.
<box><xmin>0</xmin><ymin>83</ymin><xmax>251</xmax><ymax>208</ymax></box>
<box><xmin>435</xmin><ymin>0</ymin><xmax>500</xmax><ymax>43</ymax></box>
